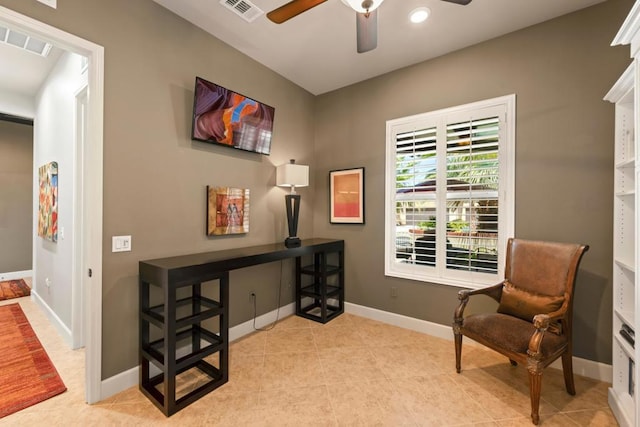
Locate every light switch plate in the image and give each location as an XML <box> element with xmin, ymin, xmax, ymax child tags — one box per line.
<box><xmin>112</xmin><ymin>235</ymin><xmax>132</xmax><ymax>252</ymax></box>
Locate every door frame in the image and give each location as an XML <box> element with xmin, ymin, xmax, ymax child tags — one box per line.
<box><xmin>72</xmin><ymin>84</ymin><xmax>88</xmax><ymax>350</ymax></box>
<box><xmin>0</xmin><ymin>5</ymin><xmax>104</xmax><ymax>404</ymax></box>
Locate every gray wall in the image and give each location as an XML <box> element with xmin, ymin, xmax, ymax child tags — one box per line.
<box><xmin>0</xmin><ymin>0</ymin><xmax>316</xmax><ymax>378</ymax></box>
<box><xmin>0</xmin><ymin>0</ymin><xmax>632</xmax><ymax>380</ymax></box>
<box><xmin>312</xmin><ymin>0</ymin><xmax>633</xmax><ymax>364</ymax></box>
<box><xmin>0</xmin><ymin>119</ymin><xmax>32</xmax><ymax>273</ymax></box>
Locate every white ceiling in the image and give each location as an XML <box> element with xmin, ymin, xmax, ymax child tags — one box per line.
<box><xmin>0</xmin><ymin>0</ymin><xmax>608</xmax><ymax>101</ymax></box>
<box><xmin>0</xmin><ymin>36</ymin><xmax>61</xmax><ymax>99</ymax></box>
<box><xmin>153</xmin><ymin>0</ymin><xmax>607</xmax><ymax>95</ymax></box>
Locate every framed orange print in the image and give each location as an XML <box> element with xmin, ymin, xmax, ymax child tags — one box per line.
<box><xmin>329</xmin><ymin>167</ymin><xmax>364</xmax><ymax>224</ymax></box>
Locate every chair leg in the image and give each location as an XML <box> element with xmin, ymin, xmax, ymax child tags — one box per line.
<box><xmin>454</xmin><ymin>332</ymin><xmax>462</xmax><ymax>373</ymax></box>
<box><xmin>561</xmin><ymin>351</ymin><xmax>576</xmax><ymax>395</ymax></box>
<box><xmin>528</xmin><ymin>370</ymin><xmax>542</xmax><ymax>425</ymax></box>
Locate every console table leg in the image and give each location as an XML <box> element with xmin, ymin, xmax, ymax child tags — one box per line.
<box><xmin>139</xmin><ymin>280</ymin><xmax>150</xmax><ymax>392</ymax></box>
<box><xmin>164</xmin><ymin>283</ymin><xmax>177</xmax><ymax>415</ymax></box>
<box><xmin>220</xmin><ymin>272</ymin><xmax>229</xmax><ymax>382</ymax></box>
<box><xmin>192</xmin><ymin>283</ymin><xmax>201</xmax><ymax>353</ymax></box>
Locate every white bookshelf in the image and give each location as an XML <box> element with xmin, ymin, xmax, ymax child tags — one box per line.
<box><xmin>606</xmin><ymin>6</ymin><xmax>640</xmax><ymax>422</ymax></box>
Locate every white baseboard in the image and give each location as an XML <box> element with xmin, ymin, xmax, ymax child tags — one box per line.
<box><xmin>345</xmin><ymin>302</ymin><xmax>454</xmax><ymax>340</ymax></box>
<box><xmin>101</xmin><ymin>365</ymin><xmax>137</xmax><ymax>401</ymax></box>
<box><xmin>0</xmin><ymin>269</ymin><xmax>33</xmax><ymax>281</ymax></box>
<box><xmin>100</xmin><ymin>301</ymin><xmax>612</xmax><ymax>402</ymax></box>
<box><xmin>100</xmin><ymin>302</ymin><xmax>295</xmax><ymax>401</ymax></box>
<box><xmin>345</xmin><ymin>302</ymin><xmax>612</xmax><ymax>383</ymax></box>
<box><xmin>608</xmin><ymin>388</ymin><xmax>633</xmax><ymax>427</ymax></box>
<box><xmin>31</xmin><ymin>289</ymin><xmax>72</xmax><ymax>348</ymax></box>
<box><xmin>549</xmin><ymin>354</ymin><xmax>612</xmax><ymax>383</ymax></box>
<box><xmin>229</xmin><ymin>302</ymin><xmax>295</xmax><ymax>342</ymax></box>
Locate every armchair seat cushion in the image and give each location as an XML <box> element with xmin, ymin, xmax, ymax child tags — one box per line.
<box><xmin>462</xmin><ymin>313</ymin><xmax>567</xmax><ymax>357</ymax></box>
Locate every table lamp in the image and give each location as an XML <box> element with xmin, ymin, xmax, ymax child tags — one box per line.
<box><xmin>276</xmin><ymin>159</ymin><xmax>309</xmax><ymax>248</ymax></box>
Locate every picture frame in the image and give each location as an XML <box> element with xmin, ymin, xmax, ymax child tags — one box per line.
<box><xmin>38</xmin><ymin>161</ymin><xmax>58</xmax><ymax>242</ymax></box>
<box><xmin>329</xmin><ymin>167</ymin><xmax>365</xmax><ymax>224</ymax></box>
<box><xmin>206</xmin><ymin>186</ymin><xmax>250</xmax><ymax>235</ymax></box>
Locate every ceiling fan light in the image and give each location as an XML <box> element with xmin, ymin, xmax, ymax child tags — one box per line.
<box><xmin>409</xmin><ymin>7</ymin><xmax>430</xmax><ymax>24</ymax></box>
<box><xmin>341</xmin><ymin>0</ymin><xmax>384</xmax><ymax>14</ymax></box>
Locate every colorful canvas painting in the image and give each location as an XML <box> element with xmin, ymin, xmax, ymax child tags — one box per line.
<box><xmin>38</xmin><ymin>161</ymin><xmax>58</xmax><ymax>242</ymax></box>
<box><xmin>207</xmin><ymin>186</ymin><xmax>250</xmax><ymax>235</ymax></box>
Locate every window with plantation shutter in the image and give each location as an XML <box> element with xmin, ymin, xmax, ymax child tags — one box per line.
<box><xmin>385</xmin><ymin>95</ymin><xmax>515</xmax><ymax>289</ymax></box>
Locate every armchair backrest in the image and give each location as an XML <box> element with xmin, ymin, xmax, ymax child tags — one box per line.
<box><xmin>497</xmin><ymin>239</ymin><xmax>589</xmax><ymax>332</ymax></box>
<box><xmin>505</xmin><ymin>238</ymin><xmax>588</xmax><ymax>298</ymax></box>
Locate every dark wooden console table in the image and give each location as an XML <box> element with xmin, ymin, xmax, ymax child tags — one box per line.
<box><xmin>138</xmin><ymin>238</ymin><xmax>344</xmax><ymax>416</ymax></box>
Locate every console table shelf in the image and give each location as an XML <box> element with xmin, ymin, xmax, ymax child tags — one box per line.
<box><xmin>139</xmin><ymin>238</ymin><xmax>344</xmax><ymax>416</ymax></box>
<box><xmin>299</xmin><ymin>283</ymin><xmax>342</xmax><ymax>299</ymax></box>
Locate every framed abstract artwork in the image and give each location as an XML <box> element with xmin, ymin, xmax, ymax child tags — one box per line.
<box><xmin>329</xmin><ymin>167</ymin><xmax>365</xmax><ymax>224</ymax></box>
<box><xmin>206</xmin><ymin>186</ymin><xmax>250</xmax><ymax>235</ymax></box>
<box><xmin>38</xmin><ymin>161</ymin><xmax>58</xmax><ymax>242</ymax></box>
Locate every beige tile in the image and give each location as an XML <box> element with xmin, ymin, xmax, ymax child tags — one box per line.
<box><xmin>259</xmin><ymin>384</ymin><xmax>330</xmax><ymax>408</ymax></box>
<box><xmin>0</xmin><ymin>298</ymin><xmax>620</xmax><ymax>426</ymax></box>
<box><xmin>318</xmin><ymin>346</ymin><xmax>381</xmax><ymax>384</ymax></box>
<box><xmin>563</xmin><ymin>408</ymin><xmax>619</xmax><ymax>426</ymax></box>
<box><xmin>261</xmin><ymin>351</ymin><xmax>325</xmax><ymax>390</ymax></box>
<box><xmin>274</xmin><ymin>314</ymin><xmax>315</xmax><ymax>329</ymax></box>
<box><xmin>265</xmin><ymin>327</ymin><xmax>316</xmax><ymax>353</ymax></box>
<box><xmin>373</xmin><ymin>344</ymin><xmax>446</xmax><ymax>379</ymax></box>
<box><xmin>312</xmin><ymin>325</ymin><xmax>367</xmax><ymax>348</ymax></box>
<box><xmin>226</xmin><ymin>353</ymin><xmax>265</xmax><ymax>392</ymax></box>
<box><xmin>230</xmin><ymin>330</ymin><xmax>266</xmax><ymax>355</ymax></box>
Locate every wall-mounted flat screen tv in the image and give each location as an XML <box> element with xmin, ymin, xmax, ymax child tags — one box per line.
<box><xmin>191</xmin><ymin>77</ymin><xmax>275</xmax><ymax>155</ymax></box>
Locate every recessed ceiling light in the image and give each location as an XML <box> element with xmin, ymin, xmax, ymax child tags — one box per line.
<box><xmin>409</xmin><ymin>7</ymin><xmax>431</xmax><ymax>24</ymax></box>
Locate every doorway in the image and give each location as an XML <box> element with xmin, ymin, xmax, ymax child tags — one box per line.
<box><xmin>0</xmin><ymin>5</ymin><xmax>104</xmax><ymax>404</ymax></box>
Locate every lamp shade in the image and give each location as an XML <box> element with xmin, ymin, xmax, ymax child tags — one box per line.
<box><xmin>276</xmin><ymin>162</ymin><xmax>309</xmax><ymax>188</ymax></box>
<box><xmin>340</xmin><ymin>0</ymin><xmax>385</xmax><ymax>14</ymax></box>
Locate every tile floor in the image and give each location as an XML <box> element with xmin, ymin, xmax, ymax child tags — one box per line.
<box><xmin>0</xmin><ymin>294</ymin><xmax>618</xmax><ymax>426</ymax></box>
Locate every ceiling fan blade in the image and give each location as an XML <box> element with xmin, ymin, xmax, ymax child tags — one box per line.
<box><xmin>356</xmin><ymin>10</ymin><xmax>378</xmax><ymax>53</ymax></box>
<box><xmin>441</xmin><ymin>0</ymin><xmax>472</xmax><ymax>4</ymax></box>
<box><xmin>267</xmin><ymin>0</ymin><xmax>328</xmax><ymax>24</ymax></box>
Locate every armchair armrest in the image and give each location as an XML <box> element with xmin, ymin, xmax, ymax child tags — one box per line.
<box><xmin>454</xmin><ymin>282</ymin><xmax>504</xmax><ymax>324</ymax></box>
<box><xmin>528</xmin><ymin>309</ymin><xmax>566</xmax><ymax>359</ymax></box>
<box><xmin>463</xmin><ymin>283</ymin><xmax>504</xmax><ymax>302</ymax></box>
<box><xmin>532</xmin><ymin>309</ymin><xmax>564</xmax><ymax>329</ymax></box>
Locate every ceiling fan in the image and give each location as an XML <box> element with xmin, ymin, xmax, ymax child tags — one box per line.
<box><xmin>266</xmin><ymin>0</ymin><xmax>472</xmax><ymax>54</ymax></box>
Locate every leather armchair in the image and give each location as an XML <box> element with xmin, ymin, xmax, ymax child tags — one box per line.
<box><xmin>453</xmin><ymin>238</ymin><xmax>589</xmax><ymax>425</ymax></box>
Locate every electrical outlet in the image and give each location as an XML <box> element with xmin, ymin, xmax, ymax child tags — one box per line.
<box><xmin>390</xmin><ymin>286</ymin><xmax>398</xmax><ymax>297</ymax></box>
<box><xmin>250</xmin><ymin>292</ymin><xmax>256</xmax><ymax>303</ymax></box>
<box><xmin>45</xmin><ymin>277</ymin><xmax>51</xmax><ymax>288</ymax></box>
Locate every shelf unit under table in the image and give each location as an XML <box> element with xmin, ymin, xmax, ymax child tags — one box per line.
<box><xmin>296</xmin><ymin>249</ymin><xmax>344</xmax><ymax>323</ymax></box>
<box><xmin>139</xmin><ymin>273</ymin><xmax>229</xmax><ymax>417</ymax></box>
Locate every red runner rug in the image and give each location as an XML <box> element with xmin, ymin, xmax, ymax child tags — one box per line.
<box><xmin>0</xmin><ymin>303</ymin><xmax>66</xmax><ymax>418</ymax></box>
<box><xmin>0</xmin><ymin>279</ymin><xmax>31</xmax><ymax>301</ymax></box>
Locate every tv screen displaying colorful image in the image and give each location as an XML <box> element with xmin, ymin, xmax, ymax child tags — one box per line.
<box><xmin>191</xmin><ymin>77</ymin><xmax>275</xmax><ymax>155</ymax></box>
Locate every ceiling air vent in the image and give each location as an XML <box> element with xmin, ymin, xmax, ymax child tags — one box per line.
<box><xmin>220</xmin><ymin>0</ymin><xmax>264</xmax><ymax>23</ymax></box>
<box><xmin>0</xmin><ymin>25</ymin><xmax>52</xmax><ymax>57</ymax></box>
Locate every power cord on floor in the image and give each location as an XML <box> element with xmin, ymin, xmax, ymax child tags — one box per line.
<box><xmin>251</xmin><ymin>259</ymin><xmax>285</xmax><ymax>331</ymax></box>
